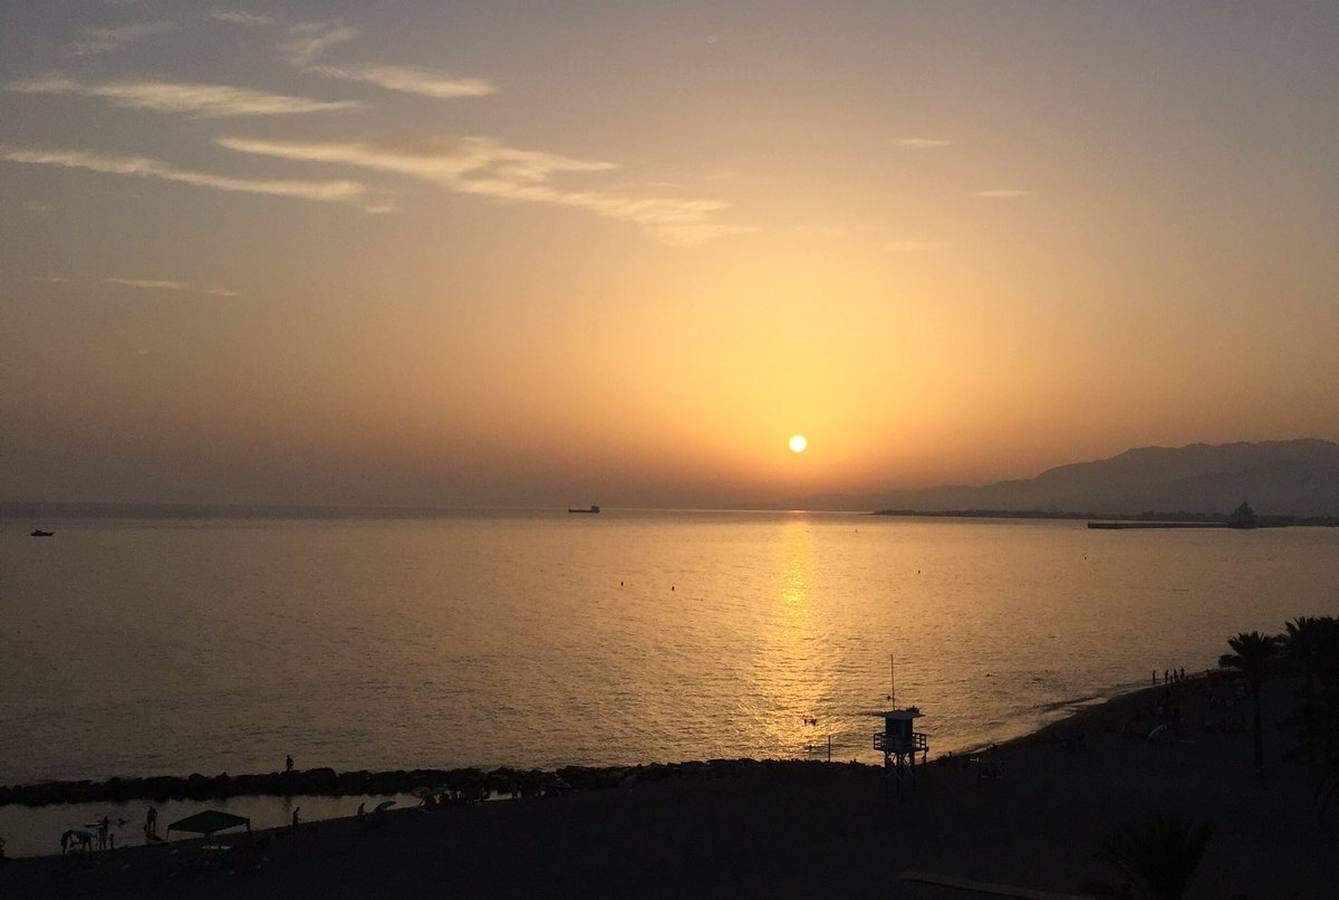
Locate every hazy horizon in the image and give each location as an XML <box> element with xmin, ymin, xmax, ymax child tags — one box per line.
<box><xmin>5</xmin><ymin>3</ymin><xmax>1338</xmax><ymax>509</ymax></box>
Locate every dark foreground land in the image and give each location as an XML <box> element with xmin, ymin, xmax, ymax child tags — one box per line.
<box><xmin>4</xmin><ymin>678</ymin><xmax>1336</xmax><ymax>899</ymax></box>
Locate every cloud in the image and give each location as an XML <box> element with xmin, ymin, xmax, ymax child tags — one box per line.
<box><xmin>67</xmin><ymin>21</ymin><xmax>177</xmax><ymax>56</ymax></box>
<box><xmin>105</xmin><ymin>279</ymin><xmax>242</xmax><ymax>297</ymax></box>
<box><xmin>106</xmin><ymin>278</ymin><xmax>188</xmax><ymax>290</ymax></box>
<box><xmin>31</xmin><ymin>275</ymin><xmax>68</xmax><ymax>283</ymax></box>
<box><xmin>279</xmin><ymin>22</ymin><xmax>359</xmax><ymax>65</ymax></box>
<box><xmin>7</xmin><ymin>74</ymin><xmax>363</xmax><ymax>118</ymax></box>
<box><xmin>0</xmin><ymin>145</ymin><xmax>380</xmax><ymax>209</ymax></box>
<box><xmin>210</xmin><ymin>10</ymin><xmax>274</xmax><ymax>26</ymax></box>
<box><xmin>308</xmin><ymin>64</ymin><xmax>496</xmax><ymax>99</ymax></box>
<box><xmin>885</xmin><ymin>240</ymin><xmax>945</xmax><ymax>253</ymax></box>
<box><xmin>218</xmin><ymin>135</ymin><xmax>752</xmax><ymax>244</ymax></box>
<box><xmin>281</xmin><ymin>23</ymin><xmax>495</xmax><ymax>99</ymax></box>
<box><xmin>974</xmin><ymin>189</ymin><xmax>1029</xmax><ymax>199</ymax></box>
<box><xmin>895</xmin><ymin>138</ymin><xmax>951</xmax><ymax>149</ymax></box>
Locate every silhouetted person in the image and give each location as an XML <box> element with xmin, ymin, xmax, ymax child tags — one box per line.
<box><xmin>285</xmin><ymin>754</ymin><xmax>294</xmax><ymax>774</ymax></box>
<box><xmin>61</xmin><ymin>830</ymin><xmax>71</xmax><ymax>855</ymax></box>
<box><xmin>1164</xmin><ymin>669</ymin><xmax>1169</xmax><ymax>685</ymax></box>
<box><xmin>146</xmin><ymin>805</ymin><xmax>158</xmax><ymax>839</ymax></box>
<box><xmin>291</xmin><ymin>807</ymin><xmax>301</xmax><ymax>838</ymax></box>
<box><xmin>97</xmin><ymin>816</ymin><xmax>109</xmax><ymax>851</ymax></box>
<box><xmin>1179</xmin><ymin>666</ymin><xmax>1185</xmax><ymax>681</ymax></box>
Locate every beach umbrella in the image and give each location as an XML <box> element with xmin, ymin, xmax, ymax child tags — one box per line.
<box><xmin>166</xmin><ymin>810</ymin><xmax>251</xmax><ymax>839</ymax></box>
<box><xmin>374</xmin><ymin>800</ymin><xmax>396</xmax><ymax>813</ymax></box>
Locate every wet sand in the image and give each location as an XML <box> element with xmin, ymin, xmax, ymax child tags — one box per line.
<box><xmin>3</xmin><ymin>676</ymin><xmax>1335</xmax><ymax>898</ymax></box>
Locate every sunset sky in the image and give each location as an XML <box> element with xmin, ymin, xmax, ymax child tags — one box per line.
<box><xmin>3</xmin><ymin>2</ymin><xmax>1337</xmax><ymax>508</ymax></box>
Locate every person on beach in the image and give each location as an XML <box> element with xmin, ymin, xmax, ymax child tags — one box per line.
<box><xmin>286</xmin><ymin>754</ymin><xmax>294</xmax><ymax>774</ymax></box>
<box><xmin>97</xmin><ymin>816</ymin><xmax>109</xmax><ymax>851</ymax></box>
<box><xmin>291</xmin><ymin>807</ymin><xmax>301</xmax><ymax>838</ymax></box>
<box><xmin>356</xmin><ymin>802</ymin><xmax>366</xmax><ymax>832</ymax></box>
<box><xmin>146</xmin><ymin>805</ymin><xmax>157</xmax><ymax>840</ymax></box>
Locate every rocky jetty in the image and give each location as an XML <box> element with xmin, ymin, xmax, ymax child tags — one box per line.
<box><xmin>0</xmin><ymin>758</ymin><xmax>860</xmax><ymax>807</ymax></box>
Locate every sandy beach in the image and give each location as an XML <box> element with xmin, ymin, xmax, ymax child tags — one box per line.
<box><xmin>3</xmin><ymin>674</ymin><xmax>1335</xmax><ymax>899</ymax></box>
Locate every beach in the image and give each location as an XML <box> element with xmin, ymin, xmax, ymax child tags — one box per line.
<box><xmin>4</xmin><ymin>674</ymin><xmax>1335</xmax><ymax>898</ymax></box>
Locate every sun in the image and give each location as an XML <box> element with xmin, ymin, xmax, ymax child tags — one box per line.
<box><xmin>788</xmin><ymin>434</ymin><xmax>808</xmax><ymax>454</ymax></box>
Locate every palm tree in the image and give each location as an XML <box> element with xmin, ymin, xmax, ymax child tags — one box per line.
<box><xmin>1106</xmin><ymin>815</ymin><xmax>1215</xmax><ymax>900</ymax></box>
<box><xmin>1220</xmin><ymin>631</ymin><xmax>1281</xmax><ymax>776</ymax></box>
<box><xmin>1283</xmin><ymin>616</ymin><xmax>1337</xmax><ymax>698</ymax></box>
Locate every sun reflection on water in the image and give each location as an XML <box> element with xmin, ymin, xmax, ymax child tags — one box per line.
<box><xmin>744</xmin><ymin>518</ymin><xmax>840</xmax><ymax>758</ymax></box>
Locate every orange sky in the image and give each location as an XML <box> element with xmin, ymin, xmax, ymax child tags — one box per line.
<box><xmin>3</xmin><ymin>3</ymin><xmax>1337</xmax><ymax>507</ymax></box>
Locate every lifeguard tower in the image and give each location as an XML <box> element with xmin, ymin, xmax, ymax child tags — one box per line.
<box><xmin>874</xmin><ymin>706</ymin><xmax>928</xmax><ymax>794</ymax></box>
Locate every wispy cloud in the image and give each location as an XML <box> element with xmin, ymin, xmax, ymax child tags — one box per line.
<box><xmin>0</xmin><ymin>145</ymin><xmax>380</xmax><ymax>209</ymax></box>
<box><xmin>974</xmin><ymin>189</ymin><xmax>1029</xmax><ymax>199</ymax></box>
<box><xmin>281</xmin><ymin>23</ymin><xmax>496</xmax><ymax>99</ymax></box>
<box><xmin>308</xmin><ymin>64</ymin><xmax>496</xmax><ymax>99</ymax></box>
<box><xmin>218</xmin><ymin>135</ymin><xmax>751</xmax><ymax>244</ymax></box>
<box><xmin>106</xmin><ymin>278</ymin><xmax>242</xmax><ymax>297</ymax></box>
<box><xmin>67</xmin><ymin>21</ymin><xmax>177</xmax><ymax>56</ymax></box>
<box><xmin>279</xmin><ymin>22</ymin><xmax>359</xmax><ymax>65</ymax></box>
<box><xmin>31</xmin><ymin>275</ymin><xmax>68</xmax><ymax>283</ymax></box>
<box><xmin>895</xmin><ymin>138</ymin><xmax>951</xmax><ymax>149</ymax></box>
<box><xmin>7</xmin><ymin>74</ymin><xmax>363</xmax><ymax>118</ymax></box>
<box><xmin>106</xmin><ymin>278</ymin><xmax>188</xmax><ymax>291</ymax></box>
<box><xmin>210</xmin><ymin>10</ymin><xmax>274</xmax><ymax>27</ymax></box>
<box><xmin>885</xmin><ymin>240</ymin><xmax>946</xmax><ymax>253</ymax></box>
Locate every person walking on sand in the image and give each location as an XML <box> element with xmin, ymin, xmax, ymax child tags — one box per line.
<box><xmin>97</xmin><ymin>816</ymin><xmax>109</xmax><ymax>851</ymax></box>
<box><xmin>291</xmin><ymin>807</ymin><xmax>301</xmax><ymax>839</ymax></box>
<box><xmin>146</xmin><ymin>805</ymin><xmax>158</xmax><ymax>840</ymax></box>
<box><xmin>285</xmin><ymin>754</ymin><xmax>294</xmax><ymax>774</ymax></box>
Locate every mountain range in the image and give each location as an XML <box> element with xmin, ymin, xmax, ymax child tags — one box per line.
<box><xmin>868</xmin><ymin>439</ymin><xmax>1339</xmax><ymax>517</ymax></box>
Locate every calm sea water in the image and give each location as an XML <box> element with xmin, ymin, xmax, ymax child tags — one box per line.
<box><xmin>4</xmin><ymin>511</ymin><xmax>1338</xmax><ymax>788</ymax></box>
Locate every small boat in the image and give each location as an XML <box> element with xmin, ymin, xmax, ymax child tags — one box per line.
<box><xmin>30</xmin><ymin>529</ymin><xmax>54</xmax><ymax>537</ymax></box>
<box><xmin>567</xmin><ymin>505</ymin><xmax>601</xmax><ymax>514</ymax></box>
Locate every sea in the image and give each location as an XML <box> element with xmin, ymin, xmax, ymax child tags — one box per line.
<box><xmin>2</xmin><ymin>510</ymin><xmax>1337</xmax><ymax>854</ymax></box>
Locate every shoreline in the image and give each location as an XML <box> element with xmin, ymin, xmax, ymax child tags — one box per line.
<box><xmin>0</xmin><ymin>677</ymin><xmax>1178</xmax><ymax>807</ymax></box>
<box><xmin>3</xmin><ymin>670</ymin><xmax>1334</xmax><ymax>898</ymax></box>
<box><xmin>0</xmin><ymin>675</ymin><xmax>1175</xmax><ymax>812</ymax></box>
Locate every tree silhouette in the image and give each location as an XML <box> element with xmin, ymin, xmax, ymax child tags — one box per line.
<box><xmin>1106</xmin><ymin>814</ymin><xmax>1215</xmax><ymax>900</ymax></box>
<box><xmin>1283</xmin><ymin>616</ymin><xmax>1336</xmax><ymax>699</ymax></box>
<box><xmin>1220</xmin><ymin>631</ymin><xmax>1281</xmax><ymax>776</ymax></box>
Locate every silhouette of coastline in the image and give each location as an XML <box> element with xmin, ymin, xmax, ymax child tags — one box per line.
<box><xmin>871</xmin><ymin>508</ymin><xmax>1339</xmax><ymax>527</ymax></box>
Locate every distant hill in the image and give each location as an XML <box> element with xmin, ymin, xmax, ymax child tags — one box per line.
<box><xmin>871</xmin><ymin>439</ymin><xmax>1339</xmax><ymax>518</ymax></box>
